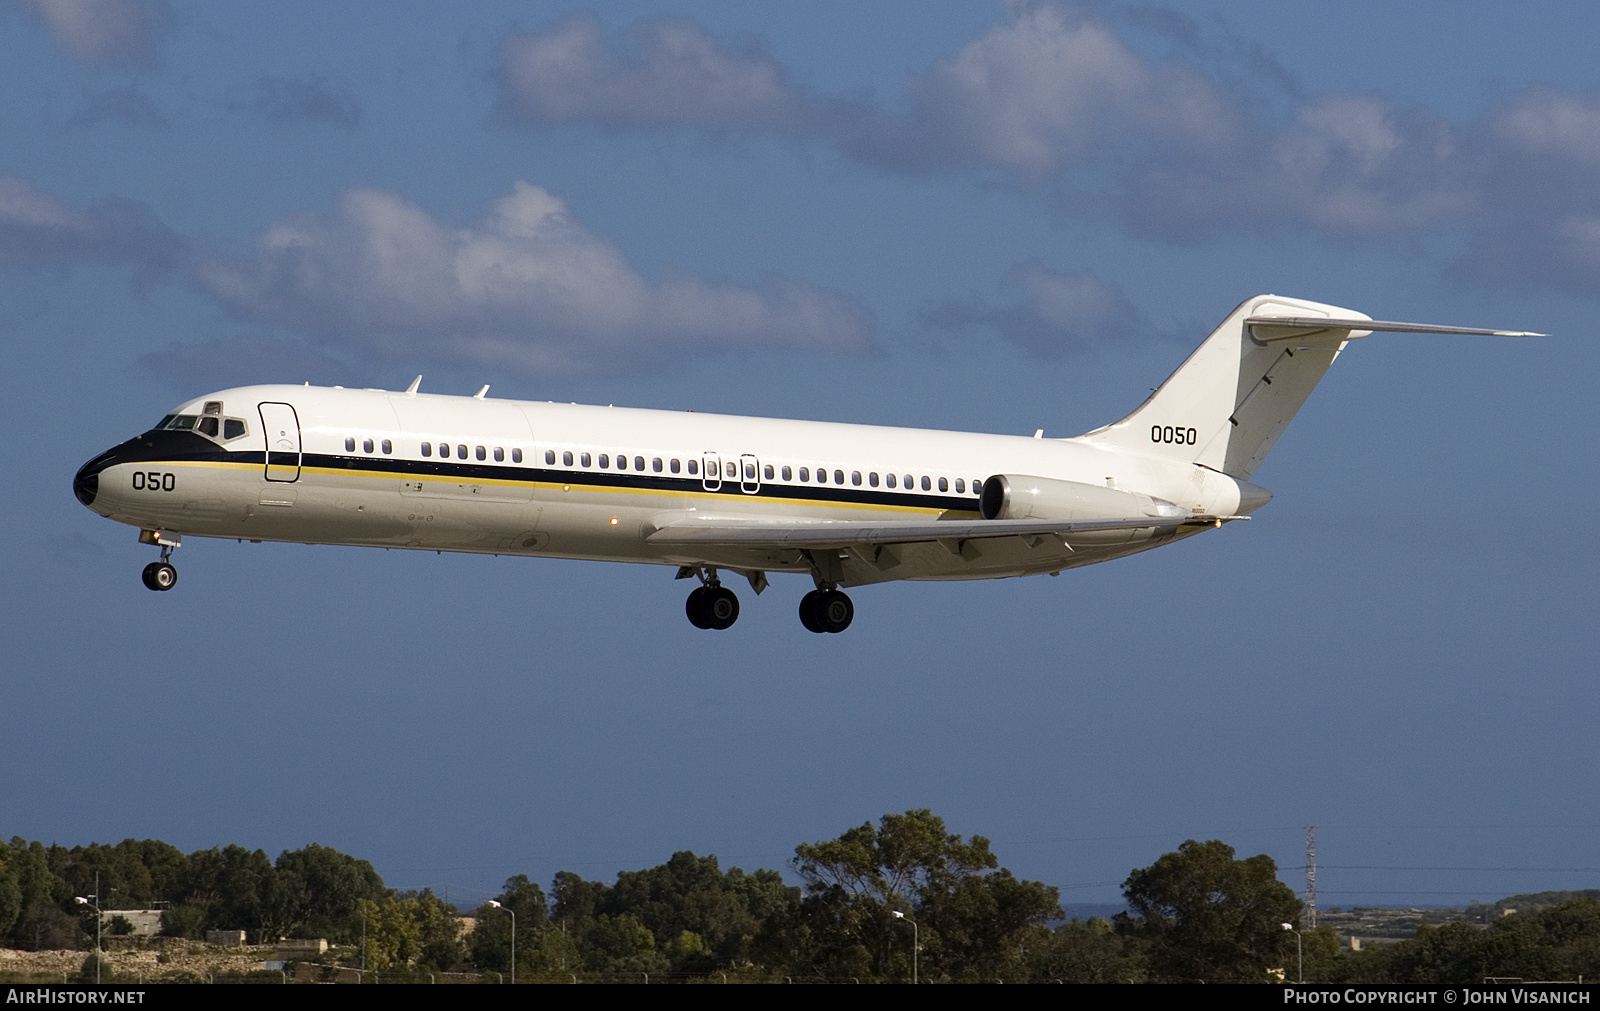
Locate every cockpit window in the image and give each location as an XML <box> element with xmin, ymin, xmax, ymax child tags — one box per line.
<box><xmin>168</xmin><ymin>415</ymin><xmax>198</xmax><ymax>431</ymax></box>
<box><xmin>197</xmin><ymin>417</ymin><xmax>219</xmax><ymax>437</ymax></box>
<box><xmin>223</xmin><ymin>419</ymin><xmax>247</xmax><ymax>440</ymax></box>
<box><xmin>152</xmin><ymin>415</ymin><xmax>175</xmax><ymax>431</ymax></box>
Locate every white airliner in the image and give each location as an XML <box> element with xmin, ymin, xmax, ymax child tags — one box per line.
<box><xmin>73</xmin><ymin>295</ymin><xmax>1536</xmax><ymax>632</ymax></box>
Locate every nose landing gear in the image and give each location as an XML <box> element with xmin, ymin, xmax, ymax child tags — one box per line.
<box><xmin>138</xmin><ymin>530</ymin><xmax>180</xmax><ymax>591</ymax></box>
<box><xmin>141</xmin><ymin>560</ymin><xmax>177</xmax><ymax>591</ymax></box>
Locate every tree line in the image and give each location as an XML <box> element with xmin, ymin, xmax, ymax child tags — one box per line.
<box><xmin>3</xmin><ymin>813</ymin><xmax>1598</xmax><ymax>982</ymax></box>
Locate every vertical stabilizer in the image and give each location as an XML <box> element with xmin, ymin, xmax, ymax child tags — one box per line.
<box><xmin>1081</xmin><ymin>295</ymin><xmax>1364</xmax><ymax>480</ymax></box>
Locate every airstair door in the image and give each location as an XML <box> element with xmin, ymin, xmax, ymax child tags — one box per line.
<box><xmin>259</xmin><ymin>402</ymin><xmax>301</xmax><ymax>482</ymax></box>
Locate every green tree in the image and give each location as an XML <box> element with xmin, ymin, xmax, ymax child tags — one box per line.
<box><xmin>789</xmin><ymin>809</ymin><xmax>1061</xmax><ymax>981</ymax></box>
<box><xmin>272</xmin><ymin>843</ymin><xmax>386</xmax><ymax>941</ymax></box>
<box><xmin>1026</xmin><ymin>917</ymin><xmax>1149</xmax><ymax>982</ymax></box>
<box><xmin>0</xmin><ymin>847</ymin><xmax>23</xmax><ymax>941</ymax></box>
<box><xmin>1121</xmin><ymin>839</ymin><xmax>1303</xmax><ymax>982</ymax></box>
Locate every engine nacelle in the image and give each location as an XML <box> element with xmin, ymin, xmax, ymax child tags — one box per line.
<box><xmin>979</xmin><ymin>474</ymin><xmax>1187</xmax><ymax>521</ymax></box>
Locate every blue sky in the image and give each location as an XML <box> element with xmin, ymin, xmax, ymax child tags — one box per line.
<box><xmin>3</xmin><ymin>0</ymin><xmax>1596</xmax><ymax>910</ymax></box>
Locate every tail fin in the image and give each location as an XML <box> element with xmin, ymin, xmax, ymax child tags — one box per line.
<box><xmin>1081</xmin><ymin>294</ymin><xmax>1541</xmax><ymax>479</ymax></box>
<box><xmin>1081</xmin><ymin>295</ymin><xmax>1359</xmax><ymax>479</ymax></box>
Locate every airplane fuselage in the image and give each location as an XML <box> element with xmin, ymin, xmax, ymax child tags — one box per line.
<box><xmin>75</xmin><ymin>384</ymin><xmax>1246</xmax><ymax>588</ymax></box>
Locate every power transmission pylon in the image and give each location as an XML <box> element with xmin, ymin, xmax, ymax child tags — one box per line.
<box><xmin>1305</xmin><ymin>824</ymin><xmax>1317</xmax><ymax>929</ymax></box>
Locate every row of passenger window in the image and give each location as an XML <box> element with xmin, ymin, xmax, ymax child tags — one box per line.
<box><xmin>538</xmin><ymin>448</ymin><xmax>979</xmax><ymax>496</ymax></box>
<box><xmin>421</xmin><ymin>441</ymin><xmax>523</xmax><ymax>463</ymax></box>
<box><xmin>340</xmin><ymin>436</ymin><xmax>526</xmax><ymax>464</ymax></box>
<box><xmin>337</xmin><ymin>435</ymin><xmax>978</xmax><ymax>497</ymax></box>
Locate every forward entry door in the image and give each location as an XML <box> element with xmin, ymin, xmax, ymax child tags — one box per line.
<box><xmin>259</xmin><ymin>402</ymin><xmax>301</xmax><ymax>482</ymax></box>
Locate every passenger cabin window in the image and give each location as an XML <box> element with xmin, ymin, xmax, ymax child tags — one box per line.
<box><xmin>886</xmin><ymin>473</ymin><xmax>897</xmax><ymax>488</ymax></box>
<box><xmin>670</xmin><ymin>459</ymin><xmax>680</xmax><ymax>474</ymax></box>
<box><xmin>938</xmin><ymin>477</ymin><xmax>948</xmax><ymax>492</ymax></box>
<box><xmin>476</xmin><ymin>446</ymin><xmax>486</xmax><ymax>461</ymax></box>
<box><xmin>457</xmin><ymin>445</ymin><xmax>468</xmax><ymax>460</ymax></box>
<box><xmin>955</xmin><ymin>478</ymin><xmax>964</xmax><ymax>493</ymax></box>
<box><xmin>579</xmin><ymin>452</ymin><xmax>590</xmax><ymax>467</ymax></box>
<box><xmin>381</xmin><ymin>439</ymin><xmax>392</xmax><ymax>454</ymax></box>
<box><xmin>652</xmin><ymin>457</ymin><xmax>663</xmax><ymax>472</ymax></box>
<box><xmin>920</xmin><ymin>476</ymin><xmax>931</xmax><ymax>491</ymax></box>
<box><xmin>545</xmin><ymin>450</ymin><xmax>556</xmax><ymax>464</ymax></box>
<box><xmin>799</xmin><ymin>467</ymin><xmax>809</xmax><ymax>482</ymax></box>
<box><xmin>364</xmin><ymin>438</ymin><xmax>374</xmax><ymax>453</ymax></box>
<box><xmin>869</xmin><ymin>472</ymin><xmax>879</xmax><ymax>487</ymax></box>
<box><xmin>344</xmin><ymin>437</ymin><xmax>355</xmax><ymax>452</ymax></box>
<box><xmin>851</xmin><ymin>471</ymin><xmax>862</xmax><ymax>486</ymax></box>
<box><xmin>816</xmin><ymin>469</ymin><xmax>826</xmax><ymax>484</ymax></box>
<box><xmin>599</xmin><ymin>454</ymin><xmax>609</xmax><ymax>468</ymax></box>
<box><xmin>421</xmin><ymin>442</ymin><xmax>432</xmax><ymax>457</ymax></box>
<box><xmin>512</xmin><ymin>448</ymin><xmax>523</xmax><ymax>463</ymax></box>
<box><xmin>781</xmin><ymin>466</ymin><xmax>792</xmax><ymax>481</ymax></box>
<box><xmin>687</xmin><ymin>460</ymin><xmax>698</xmax><ymax>475</ymax></box>
<box><xmin>635</xmin><ymin>456</ymin><xmax>645</xmax><ymax>471</ymax></box>
<box><xmin>834</xmin><ymin>470</ymin><xmax>844</xmax><ymax>485</ymax></box>
<box><xmin>744</xmin><ymin>463</ymin><xmax>756</xmax><ymax>480</ymax></box>
<box><xmin>725</xmin><ymin>461</ymin><xmax>736</xmax><ymax>478</ymax></box>
<box><xmin>494</xmin><ymin>447</ymin><xmax>505</xmax><ymax>462</ymax></box>
<box><xmin>763</xmin><ymin>464</ymin><xmax>774</xmax><ymax>480</ymax></box>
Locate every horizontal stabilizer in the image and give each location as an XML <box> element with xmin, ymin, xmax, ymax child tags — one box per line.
<box><xmin>1246</xmin><ymin>315</ymin><xmax>1545</xmax><ymax>338</ymax></box>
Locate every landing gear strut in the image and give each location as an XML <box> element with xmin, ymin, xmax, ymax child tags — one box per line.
<box><xmin>684</xmin><ymin>569</ymin><xmax>739</xmax><ymax>630</ymax></box>
<box><xmin>799</xmin><ymin>588</ymin><xmax>853</xmax><ymax>633</ymax></box>
<box><xmin>141</xmin><ymin>542</ymin><xmax>177</xmax><ymax>592</ymax></box>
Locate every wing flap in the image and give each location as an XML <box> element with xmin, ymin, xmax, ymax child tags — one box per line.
<box><xmin>648</xmin><ymin>514</ymin><xmax>1225</xmax><ymax>549</ymax></box>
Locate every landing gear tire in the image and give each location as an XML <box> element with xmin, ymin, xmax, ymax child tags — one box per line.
<box><xmin>704</xmin><ymin>586</ymin><xmax>740</xmax><ymax>630</ymax></box>
<box><xmin>685</xmin><ymin>586</ymin><xmax>711</xmax><ymax>629</ymax></box>
<box><xmin>141</xmin><ymin>561</ymin><xmax>177</xmax><ymax>591</ymax></box>
<box><xmin>801</xmin><ymin>589</ymin><xmax>853</xmax><ymax>633</ymax></box>
<box><xmin>686</xmin><ymin>585</ymin><xmax>740</xmax><ymax>630</ymax></box>
<box><xmin>799</xmin><ymin>591</ymin><xmax>825</xmax><ymax>633</ymax></box>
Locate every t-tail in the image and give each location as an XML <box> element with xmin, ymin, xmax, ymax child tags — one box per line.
<box><xmin>1081</xmin><ymin>294</ymin><xmax>1542</xmax><ymax>481</ymax></box>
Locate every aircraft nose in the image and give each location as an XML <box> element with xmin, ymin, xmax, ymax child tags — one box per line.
<box><xmin>74</xmin><ymin>449</ymin><xmax>116</xmax><ymax>509</ymax></box>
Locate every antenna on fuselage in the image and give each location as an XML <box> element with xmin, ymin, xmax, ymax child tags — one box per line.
<box><xmin>474</xmin><ymin>385</ymin><xmax>489</xmax><ymax>399</ymax></box>
<box><xmin>405</xmin><ymin>376</ymin><xmax>421</xmax><ymax>396</ymax></box>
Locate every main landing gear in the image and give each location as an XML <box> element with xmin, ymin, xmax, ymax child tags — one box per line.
<box><xmin>139</xmin><ymin>530</ymin><xmax>178</xmax><ymax>591</ymax></box>
<box><xmin>799</xmin><ymin>588</ymin><xmax>853</xmax><ymax>634</ymax></box>
<box><xmin>677</xmin><ymin>566</ymin><xmax>853</xmax><ymax>633</ymax></box>
<box><xmin>685</xmin><ymin>573</ymin><xmax>740</xmax><ymax>630</ymax></box>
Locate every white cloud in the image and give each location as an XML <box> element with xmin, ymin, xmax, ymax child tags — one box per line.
<box><xmin>497</xmin><ymin>14</ymin><xmax>820</xmax><ymax>131</ymax></box>
<box><xmin>12</xmin><ymin>0</ymin><xmax>173</xmax><ymax>67</ymax></box>
<box><xmin>0</xmin><ymin>173</ymin><xmax>178</xmax><ymax>272</ymax></box>
<box><xmin>236</xmin><ymin>74</ymin><xmax>362</xmax><ymax>130</ymax></box>
<box><xmin>194</xmin><ymin>181</ymin><xmax>873</xmax><ymax>374</ymax></box>
<box><xmin>923</xmin><ymin>264</ymin><xmax>1150</xmax><ymax>357</ymax></box>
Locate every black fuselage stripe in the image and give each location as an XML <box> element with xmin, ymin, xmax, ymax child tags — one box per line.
<box><xmin>101</xmin><ymin>436</ymin><xmax>981</xmax><ymax>513</ymax></box>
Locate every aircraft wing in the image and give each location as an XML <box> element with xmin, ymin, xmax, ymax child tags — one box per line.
<box><xmin>647</xmin><ymin>513</ymin><xmax>1225</xmax><ymax>549</ymax></box>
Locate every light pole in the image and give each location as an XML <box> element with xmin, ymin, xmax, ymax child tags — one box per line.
<box><xmin>891</xmin><ymin>910</ymin><xmax>917</xmax><ymax>984</ymax></box>
<box><xmin>75</xmin><ymin>874</ymin><xmax>102</xmax><ymax>984</ymax></box>
<box><xmin>488</xmin><ymin>900</ymin><xmax>515</xmax><ymax>984</ymax></box>
<box><xmin>1281</xmin><ymin>923</ymin><xmax>1303</xmax><ymax>983</ymax></box>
